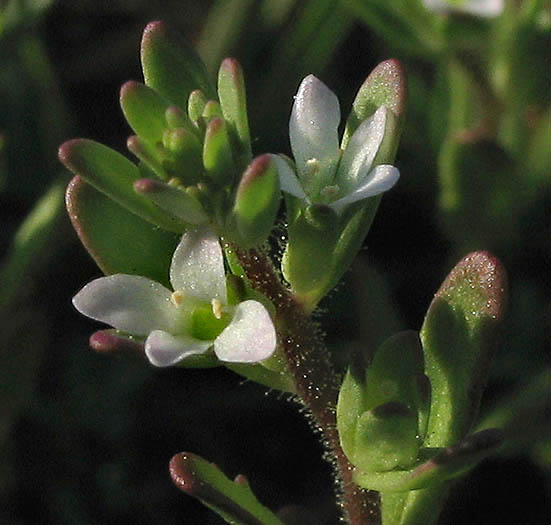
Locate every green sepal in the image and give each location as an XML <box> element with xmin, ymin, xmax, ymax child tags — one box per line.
<box><xmin>232</xmin><ymin>154</ymin><xmax>280</xmax><ymax>248</ymax></box>
<box><xmin>188</xmin><ymin>89</ymin><xmax>208</xmax><ymax>123</ymax></box>
<box><xmin>133</xmin><ymin>178</ymin><xmax>208</xmax><ymax>225</ymax></box>
<box><xmin>59</xmin><ymin>139</ymin><xmax>186</xmax><ymax>233</ymax></box>
<box><xmin>354</xmin><ymin>428</ymin><xmax>503</xmax><ymax>492</ymax></box>
<box><xmin>354</xmin><ymin>402</ymin><xmax>420</xmax><ymax>472</ymax></box>
<box><xmin>342</xmin><ymin>59</ymin><xmax>407</xmax><ymax>150</ymax></box>
<box><xmin>420</xmin><ymin>251</ymin><xmax>507</xmax><ymax>447</ymax></box>
<box><xmin>140</xmin><ymin>21</ymin><xmax>216</xmax><ymax>112</ymax></box>
<box><xmin>217</xmin><ymin>58</ymin><xmax>252</xmax><ymax>171</ymax></box>
<box><xmin>65</xmin><ymin>176</ymin><xmax>179</xmax><ymax>287</ymax></box>
<box><xmin>282</xmin><ymin>203</ymin><xmax>339</xmax><ymax>294</ymax></box>
<box><xmin>203</xmin><ymin>117</ymin><xmax>235</xmax><ymax>186</ymax></box>
<box><xmin>169</xmin><ymin>452</ymin><xmax>285</xmax><ymax>525</ymax></box>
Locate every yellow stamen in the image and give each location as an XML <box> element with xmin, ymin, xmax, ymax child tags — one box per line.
<box><xmin>171</xmin><ymin>290</ymin><xmax>185</xmax><ymax>307</ymax></box>
<box><xmin>211</xmin><ymin>298</ymin><xmax>223</xmax><ymax>320</ymax></box>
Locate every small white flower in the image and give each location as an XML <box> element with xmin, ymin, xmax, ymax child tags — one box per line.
<box><xmin>73</xmin><ymin>227</ymin><xmax>277</xmax><ymax>367</ymax></box>
<box><xmin>422</xmin><ymin>0</ymin><xmax>504</xmax><ymax>18</ymax></box>
<box><xmin>272</xmin><ymin>75</ymin><xmax>400</xmax><ymax>214</ymax></box>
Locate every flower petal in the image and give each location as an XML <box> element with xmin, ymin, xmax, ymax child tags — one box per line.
<box><xmin>337</xmin><ymin>106</ymin><xmax>387</xmax><ymax>192</ymax></box>
<box><xmin>422</xmin><ymin>0</ymin><xmax>504</xmax><ymax>18</ymax></box>
<box><xmin>170</xmin><ymin>227</ymin><xmax>227</xmax><ymax>302</ymax></box>
<box><xmin>289</xmin><ymin>75</ymin><xmax>340</xmax><ymax>186</ymax></box>
<box><xmin>214</xmin><ymin>300</ymin><xmax>276</xmax><ymax>363</ymax></box>
<box><xmin>145</xmin><ymin>330</ymin><xmax>212</xmax><ymax>367</ymax></box>
<box><xmin>330</xmin><ymin>165</ymin><xmax>399</xmax><ymax>215</ymax></box>
<box><xmin>270</xmin><ymin>154</ymin><xmax>308</xmax><ymax>200</ymax></box>
<box><xmin>72</xmin><ymin>275</ymin><xmax>176</xmax><ymax>335</ymax></box>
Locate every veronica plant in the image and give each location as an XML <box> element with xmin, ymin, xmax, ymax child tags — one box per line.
<box><xmin>60</xmin><ymin>21</ymin><xmax>508</xmax><ymax>525</ymax></box>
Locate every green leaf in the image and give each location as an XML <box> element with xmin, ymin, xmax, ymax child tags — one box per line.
<box><xmin>59</xmin><ymin>139</ymin><xmax>186</xmax><ymax>232</ymax></box>
<box><xmin>232</xmin><ymin>155</ymin><xmax>280</xmax><ymax>247</ymax></box>
<box><xmin>420</xmin><ymin>251</ymin><xmax>507</xmax><ymax>447</ymax></box>
<box><xmin>169</xmin><ymin>452</ymin><xmax>285</xmax><ymax>525</ymax></box>
<box><xmin>65</xmin><ymin>176</ymin><xmax>179</xmax><ymax>287</ymax></box>
<box><xmin>354</xmin><ymin>428</ymin><xmax>503</xmax><ymax>492</ymax></box>
<box><xmin>218</xmin><ymin>58</ymin><xmax>252</xmax><ymax>171</ymax></box>
<box><xmin>140</xmin><ymin>21</ymin><xmax>216</xmax><ymax>111</ymax></box>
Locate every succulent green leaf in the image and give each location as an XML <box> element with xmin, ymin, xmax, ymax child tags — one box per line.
<box><xmin>203</xmin><ymin>117</ymin><xmax>235</xmax><ymax>185</ymax></box>
<box><xmin>342</xmin><ymin>59</ymin><xmax>407</xmax><ymax>150</ymax></box>
<box><xmin>59</xmin><ymin>139</ymin><xmax>186</xmax><ymax>232</ymax></box>
<box><xmin>218</xmin><ymin>58</ymin><xmax>252</xmax><ymax>171</ymax></box>
<box><xmin>354</xmin><ymin>428</ymin><xmax>503</xmax><ymax>492</ymax></box>
<box><xmin>420</xmin><ymin>251</ymin><xmax>507</xmax><ymax>447</ymax></box>
<box><xmin>232</xmin><ymin>155</ymin><xmax>280</xmax><ymax>247</ymax></box>
<box><xmin>140</xmin><ymin>21</ymin><xmax>216</xmax><ymax>111</ymax></box>
<box><xmin>65</xmin><ymin>176</ymin><xmax>179</xmax><ymax>287</ymax></box>
<box><xmin>169</xmin><ymin>452</ymin><xmax>284</xmax><ymax>525</ymax></box>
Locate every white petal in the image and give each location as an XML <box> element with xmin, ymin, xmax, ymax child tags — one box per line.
<box><xmin>214</xmin><ymin>300</ymin><xmax>276</xmax><ymax>363</ymax></box>
<box><xmin>145</xmin><ymin>330</ymin><xmax>212</xmax><ymax>367</ymax></box>
<box><xmin>72</xmin><ymin>275</ymin><xmax>176</xmax><ymax>335</ymax></box>
<box><xmin>170</xmin><ymin>227</ymin><xmax>227</xmax><ymax>302</ymax></box>
<box><xmin>330</xmin><ymin>165</ymin><xmax>400</xmax><ymax>215</ymax></box>
<box><xmin>270</xmin><ymin>154</ymin><xmax>308</xmax><ymax>200</ymax></box>
<box><xmin>289</xmin><ymin>75</ymin><xmax>340</xmax><ymax>182</ymax></box>
<box><xmin>337</xmin><ymin>106</ymin><xmax>387</xmax><ymax>192</ymax></box>
<box><xmin>422</xmin><ymin>0</ymin><xmax>503</xmax><ymax>17</ymax></box>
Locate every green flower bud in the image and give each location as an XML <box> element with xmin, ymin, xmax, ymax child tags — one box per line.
<box><xmin>232</xmin><ymin>154</ymin><xmax>280</xmax><ymax>247</ymax></box>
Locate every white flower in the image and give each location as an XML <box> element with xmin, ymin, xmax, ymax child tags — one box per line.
<box><xmin>422</xmin><ymin>0</ymin><xmax>504</xmax><ymax>18</ymax></box>
<box><xmin>272</xmin><ymin>75</ymin><xmax>400</xmax><ymax>215</ymax></box>
<box><xmin>72</xmin><ymin>227</ymin><xmax>277</xmax><ymax>367</ymax></box>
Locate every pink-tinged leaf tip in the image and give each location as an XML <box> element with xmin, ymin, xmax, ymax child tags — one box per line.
<box><xmin>435</xmin><ymin>250</ymin><xmax>508</xmax><ymax>322</ymax></box>
<box><xmin>365</xmin><ymin>59</ymin><xmax>407</xmax><ymax>118</ymax></box>
<box><xmin>169</xmin><ymin>452</ymin><xmax>202</xmax><ymax>496</ymax></box>
<box><xmin>237</xmin><ymin>154</ymin><xmax>272</xmax><ymax>194</ymax></box>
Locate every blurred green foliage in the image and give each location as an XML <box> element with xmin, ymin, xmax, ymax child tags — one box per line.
<box><xmin>0</xmin><ymin>1</ymin><xmax>549</xmax><ymax>523</ymax></box>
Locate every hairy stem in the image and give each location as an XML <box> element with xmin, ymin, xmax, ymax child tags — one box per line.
<box><xmin>234</xmin><ymin>246</ymin><xmax>380</xmax><ymax>525</ymax></box>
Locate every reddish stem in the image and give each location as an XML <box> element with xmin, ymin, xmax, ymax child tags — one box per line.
<box><xmin>234</xmin><ymin>247</ymin><xmax>380</xmax><ymax>525</ymax></box>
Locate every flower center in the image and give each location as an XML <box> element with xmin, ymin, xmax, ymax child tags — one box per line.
<box><xmin>170</xmin><ymin>290</ymin><xmax>232</xmax><ymax>340</ymax></box>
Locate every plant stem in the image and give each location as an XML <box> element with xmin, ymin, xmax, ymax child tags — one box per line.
<box><xmin>234</xmin><ymin>246</ymin><xmax>380</xmax><ymax>524</ymax></box>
